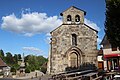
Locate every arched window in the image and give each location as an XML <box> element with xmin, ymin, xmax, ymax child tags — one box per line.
<box><xmin>75</xmin><ymin>15</ymin><xmax>80</xmax><ymax>22</ymax></box>
<box><xmin>67</xmin><ymin>15</ymin><xmax>72</xmax><ymax>21</ymax></box>
<box><xmin>72</xmin><ymin>34</ymin><xmax>77</xmax><ymax>46</ymax></box>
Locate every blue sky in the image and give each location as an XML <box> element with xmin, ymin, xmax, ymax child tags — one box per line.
<box><xmin>0</xmin><ymin>0</ymin><xmax>105</xmax><ymax>57</ymax></box>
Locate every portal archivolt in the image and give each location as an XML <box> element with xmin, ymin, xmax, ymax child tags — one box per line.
<box><xmin>66</xmin><ymin>47</ymin><xmax>82</xmax><ymax>67</ymax></box>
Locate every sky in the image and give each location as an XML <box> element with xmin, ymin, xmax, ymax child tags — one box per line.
<box><xmin>0</xmin><ymin>0</ymin><xmax>106</xmax><ymax>57</ymax></box>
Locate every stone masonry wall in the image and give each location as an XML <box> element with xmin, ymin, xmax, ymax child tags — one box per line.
<box><xmin>47</xmin><ymin>6</ymin><xmax>98</xmax><ymax>74</ymax></box>
<box><xmin>49</xmin><ymin>24</ymin><xmax>97</xmax><ymax>74</ymax></box>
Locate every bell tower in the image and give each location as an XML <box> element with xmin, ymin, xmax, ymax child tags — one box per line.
<box><xmin>60</xmin><ymin>6</ymin><xmax>86</xmax><ymax>25</ymax></box>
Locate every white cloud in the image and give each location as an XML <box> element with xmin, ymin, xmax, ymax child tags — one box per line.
<box><xmin>45</xmin><ymin>33</ymin><xmax>51</xmax><ymax>44</ymax></box>
<box><xmin>46</xmin><ymin>36</ymin><xmax>51</xmax><ymax>44</ymax></box>
<box><xmin>24</xmin><ymin>33</ymin><xmax>34</xmax><ymax>37</ymax></box>
<box><xmin>22</xmin><ymin>47</ymin><xmax>43</xmax><ymax>54</ymax></box>
<box><xmin>84</xmin><ymin>18</ymin><xmax>100</xmax><ymax>31</ymax></box>
<box><xmin>46</xmin><ymin>33</ymin><xmax>51</xmax><ymax>36</ymax></box>
<box><xmin>1</xmin><ymin>12</ymin><xmax>62</xmax><ymax>37</ymax></box>
<box><xmin>1</xmin><ymin>10</ymin><xmax>100</xmax><ymax>37</ymax></box>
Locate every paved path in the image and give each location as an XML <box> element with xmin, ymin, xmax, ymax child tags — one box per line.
<box><xmin>41</xmin><ymin>75</ymin><xmax>52</xmax><ymax>80</ymax></box>
<box><xmin>0</xmin><ymin>75</ymin><xmax>52</xmax><ymax>80</ymax></box>
<box><xmin>0</xmin><ymin>71</ymin><xmax>52</xmax><ymax>80</ymax></box>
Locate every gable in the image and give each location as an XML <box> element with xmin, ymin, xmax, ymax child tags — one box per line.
<box><xmin>51</xmin><ymin>23</ymin><xmax>97</xmax><ymax>37</ymax></box>
<box><xmin>84</xmin><ymin>24</ymin><xmax>98</xmax><ymax>33</ymax></box>
<box><xmin>100</xmin><ymin>35</ymin><xmax>111</xmax><ymax>48</ymax></box>
<box><xmin>51</xmin><ymin>23</ymin><xmax>98</xmax><ymax>34</ymax></box>
<box><xmin>100</xmin><ymin>35</ymin><xmax>109</xmax><ymax>45</ymax></box>
<box><xmin>60</xmin><ymin>6</ymin><xmax>86</xmax><ymax>16</ymax></box>
<box><xmin>0</xmin><ymin>58</ymin><xmax>7</xmax><ymax>67</ymax></box>
<box><xmin>80</xmin><ymin>24</ymin><xmax>98</xmax><ymax>37</ymax></box>
<box><xmin>50</xmin><ymin>24</ymin><xmax>62</xmax><ymax>34</ymax></box>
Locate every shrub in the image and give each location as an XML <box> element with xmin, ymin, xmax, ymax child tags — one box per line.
<box><xmin>25</xmin><ymin>67</ymin><xmax>30</xmax><ymax>73</ymax></box>
<box><xmin>30</xmin><ymin>66</ymin><xmax>35</xmax><ymax>72</ymax></box>
<box><xmin>10</xmin><ymin>67</ymin><xmax>16</xmax><ymax>72</ymax></box>
<box><xmin>10</xmin><ymin>67</ymin><xmax>16</xmax><ymax>75</ymax></box>
<box><xmin>65</xmin><ymin>67</ymin><xmax>78</xmax><ymax>72</ymax></box>
<box><xmin>98</xmin><ymin>69</ymin><xmax>106</xmax><ymax>76</ymax></box>
<box><xmin>13</xmin><ymin>64</ymin><xmax>20</xmax><ymax>70</ymax></box>
<box><xmin>65</xmin><ymin>63</ymin><xmax>97</xmax><ymax>72</ymax></box>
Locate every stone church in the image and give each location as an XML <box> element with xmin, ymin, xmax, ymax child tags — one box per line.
<box><xmin>47</xmin><ymin>6</ymin><xmax>98</xmax><ymax>74</ymax></box>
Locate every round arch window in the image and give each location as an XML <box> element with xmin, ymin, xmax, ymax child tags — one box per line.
<box><xmin>67</xmin><ymin>15</ymin><xmax>72</xmax><ymax>21</ymax></box>
<box><xmin>75</xmin><ymin>15</ymin><xmax>80</xmax><ymax>22</ymax></box>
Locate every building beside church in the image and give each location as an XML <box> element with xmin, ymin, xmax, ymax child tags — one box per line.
<box><xmin>0</xmin><ymin>58</ymin><xmax>10</xmax><ymax>77</ymax></box>
<box><xmin>47</xmin><ymin>6</ymin><xmax>98</xmax><ymax>74</ymax></box>
<box><xmin>0</xmin><ymin>58</ymin><xmax>7</xmax><ymax>72</ymax></box>
<box><xmin>100</xmin><ymin>35</ymin><xmax>120</xmax><ymax>71</ymax></box>
<box><xmin>97</xmin><ymin>48</ymin><xmax>104</xmax><ymax>70</ymax></box>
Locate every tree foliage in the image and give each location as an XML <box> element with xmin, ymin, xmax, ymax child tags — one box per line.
<box><xmin>0</xmin><ymin>49</ymin><xmax>48</xmax><ymax>73</ymax></box>
<box><xmin>105</xmin><ymin>0</ymin><xmax>120</xmax><ymax>48</ymax></box>
<box><xmin>0</xmin><ymin>49</ymin><xmax>4</xmax><ymax>60</ymax></box>
<box><xmin>14</xmin><ymin>54</ymin><xmax>18</xmax><ymax>64</ymax></box>
<box><xmin>24</xmin><ymin>55</ymin><xmax>47</xmax><ymax>72</ymax></box>
<box><xmin>25</xmin><ymin>67</ymin><xmax>30</xmax><ymax>73</ymax></box>
<box><xmin>11</xmin><ymin>67</ymin><xmax>16</xmax><ymax>72</ymax></box>
<box><xmin>18</xmin><ymin>54</ymin><xmax>22</xmax><ymax>60</ymax></box>
<box><xmin>5</xmin><ymin>52</ymin><xmax>14</xmax><ymax>65</ymax></box>
<box><xmin>0</xmin><ymin>49</ymin><xmax>4</xmax><ymax>57</ymax></box>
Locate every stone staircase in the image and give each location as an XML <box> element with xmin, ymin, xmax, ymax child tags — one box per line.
<box><xmin>50</xmin><ymin>70</ymin><xmax>102</xmax><ymax>80</ymax></box>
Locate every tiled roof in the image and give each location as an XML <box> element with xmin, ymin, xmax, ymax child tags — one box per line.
<box><xmin>0</xmin><ymin>58</ymin><xmax>7</xmax><ymax>67</ymax></box>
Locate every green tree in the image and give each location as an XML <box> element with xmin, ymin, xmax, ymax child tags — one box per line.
<box><xmin>24</xmin><ymin>55</ymin><xmax>30</xmax><ymax>62</ymax></box>
<box><xmin>0</xmin><ymin>49</ymin><xmax>4</xmax><ymax>60</ymax></box>
<box><xmin>25</xmin><ymin>67</ymin><xmax>30</xmax><ymax>73</ymax></box>
<box><xmin>12</xmin><ymin>64</ymin><xmax>20</xmax><ymax>70</ymax></box>
<box><xmin>18</xmin><ymin>54</ymin><xmax>22</xmax><ymax>60</ymax></box>
<box><xmin>5</xmin><ymin>52</ymin><xmax>14</xmax><ymax>65</ymax></box>
<box><xmin>14</xmin><ymin>54</ymin><xmax>18</xmax><ymax>64</ymax></box>
<box><xmin>105</xmin><ymin>0</ymin><xmax>120</xmax><ymax>48</ymax></box>
<box><xmin>37</xmin><ymin>56</ymin><xmax>48</xmax><ymax>66</ymax></box>
<box><xmin>25</xmin><ymin>55</ymin><xmax>47</xmax><ymax>71</ymax></box>
<box><xmin>10</xmin><ymin>67</ymin><xmax>16</xmax><ymax>75</ymax></box>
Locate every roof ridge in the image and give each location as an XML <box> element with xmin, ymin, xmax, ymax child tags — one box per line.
<box><xmin>0</xmin><ymin>58</ymin><xmax>7</xmax><ymax>67</ymax></box>
<box><xmin>60</xmin><ymin>6</ymin><xmax>86</xmax><ymax>16</ymax></box>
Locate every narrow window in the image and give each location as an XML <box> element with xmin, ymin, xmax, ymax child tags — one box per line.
<box><xmin>72</xmin><ymin>34</ymin><xmax>77</xmax><ymax>46</ymax></box>
<box><xmin>67</xmin><ymin>15</ymin><xmax>72</xmax><ymax>21</ymax></box>
<box><xmin>75</xmin><ymin>15</ymin><xmax>80</xmax><ymax>22</ymax></box>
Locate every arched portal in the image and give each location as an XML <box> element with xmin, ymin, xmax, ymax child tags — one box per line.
<box><xmin>69</xmin><ymin>52</ymin><xmax>78</xmax><ymax>67</ymax></box>
<box><xmin>66</xmin><ymin>47</ymin><xmax>82</xmax><ymax>67</ymax></box>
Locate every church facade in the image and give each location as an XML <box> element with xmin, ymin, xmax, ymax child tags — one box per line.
<box><xmin>47</xmin><ymin>6</ymin><xmax>98</xmax><ymax>74</ymax></box>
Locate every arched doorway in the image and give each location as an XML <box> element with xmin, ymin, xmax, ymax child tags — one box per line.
<box><xmin>69</xmin><ymin>52</ymin><xmax>78</xmax><ymax>67</ymax></box>
<box><xmin>66</xmin><ymin>47</ymin><xmax>82</xmax><ymax>68</ymax></box>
